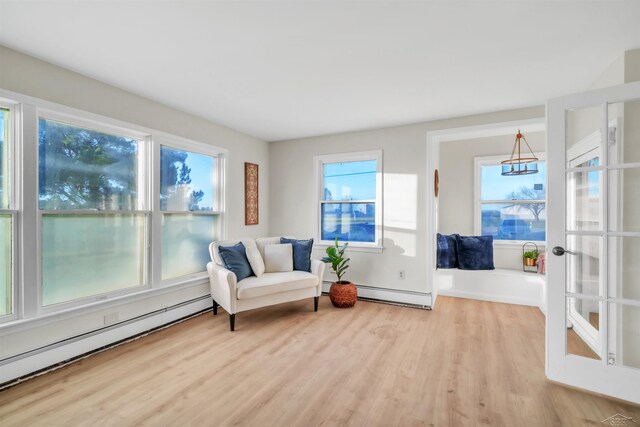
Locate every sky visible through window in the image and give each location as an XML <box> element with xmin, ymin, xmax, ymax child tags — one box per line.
<box><xmin>481</xmin><ymin>162</ymin><xmax>546</xmax><ymax>201</ymax></box>
<box><xmin>323</xmin><ymin>160</ymin><xmax>376</xmax><ymax>200</ymax></box>
<box><xmin>160</xmin><ymin>146</ymin><xmax>215</xmax><ymax>211</ymax></box>
<box><xmin>185</xmin><ymin>151</ymin><xmax>215</xmax><ymax>209</ymax></box>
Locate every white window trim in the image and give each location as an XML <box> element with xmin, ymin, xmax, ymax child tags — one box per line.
<box><xmin>154</xmin><ymin>135</ymin><xmax>226</xmax><ymax>286</ymax></box>
<box><xmin>0</xmin><ymin>87</ymin><xmax>228</xmax><ymax>328</ymax></box>
<box><xmin>36</xmin><ymin>112</ymin><xmax>153</xmax><ymax>315</ymax></box>
<box><xmin>314</xmin><ymin>150</ymin><xmax>383</xmax><ymax>252</ymax></box>
<box><xmin>474</xmin><ymin>152</ymin><xmax>547</xmax><ymax>247</ymax></box>
<box><xmin>0</xmin><ymin>98</ymin><xmax>20</xmax><ymax>323</ymax></box>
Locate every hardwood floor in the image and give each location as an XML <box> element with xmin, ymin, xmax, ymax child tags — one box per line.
<box><xmin>0</xmin><ymin>296</ymin><xmax>638</xmax><ymax>426</ymax></box>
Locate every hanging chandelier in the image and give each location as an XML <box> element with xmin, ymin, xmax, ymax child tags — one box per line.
<box><xmin>501</xmin><ymin>129</ymin><xmax>539</xmax><ymax>176</ymax></box>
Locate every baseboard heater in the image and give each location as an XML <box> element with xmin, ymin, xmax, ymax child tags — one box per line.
<box><xmin>0</xmin><ymin>295</ymin><xmax>212</xmax><ymax>390</ymax></box>
<box><xmin>321</xmin><ymin>281</ymin><xmax>432</xmax><ymax>309</ymax></box>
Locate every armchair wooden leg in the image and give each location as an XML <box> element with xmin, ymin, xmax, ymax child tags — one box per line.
<box><xmin>229</xmin><ymin>314</ymin><xmax>236</xmax><ymax>331</ymax></box>
<box><xmin>314</xmin><ymin>296</ymin><xmax>319</xmax><ymax>312</ymax></box>
<box><xmin>212</xmin><ymin>299</ymin><xmax>218</xmax><ymax>316</ymax></box>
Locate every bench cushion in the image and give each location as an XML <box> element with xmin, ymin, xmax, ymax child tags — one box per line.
<box><xmin>237</xmin><ymin>271</ymin><xmax>318</xmax><ymax>300</ymax></box>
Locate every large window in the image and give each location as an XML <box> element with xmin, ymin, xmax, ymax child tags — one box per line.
<box><xmin>0</xmin><ymin>93</ymin><xmax>227</xmax><ymax>325</ymax></box>
<box><xmin>39</xmin><ymin>116</ymin><xmax>147</xmax><ymax>307</ymax></box>
<box><xmin>0</xmin><ymin>106</ymin><xmax>12</xmax><ymax>318</ymax></box>
<box><xmin>476</xmin><ymin>155</ymin><xmax>546</xmax><ymax>242</ymax></box>
<box><xmin>316</xmin><ymin>151</ymin><xmax>382</xmax><ymax>248</ymax></box>
<box><xmin>160</xmin><ymin>145</ymin><xmax>221</xmax><ymax>280</ymax></box>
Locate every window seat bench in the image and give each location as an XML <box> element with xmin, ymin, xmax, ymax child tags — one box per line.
<box><xmin>435</xmin><ymin>268</ymin><xmax>546</xmax><ymax>312</ymax></box>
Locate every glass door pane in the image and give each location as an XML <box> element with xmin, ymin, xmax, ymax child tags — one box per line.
<box><xmin>567</xmin><ymin>296</ymin><xmax>602</xmax><ymax>360</ymax></box>
<box><xmin>608</xmin><ymin>302</ymin><xmax>640</xmax><ymax>370</ymax></box>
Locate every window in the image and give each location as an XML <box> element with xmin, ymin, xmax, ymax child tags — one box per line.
<box><xmin>316</xmin><ymin>151</ymin><xmax>382</xmax><ymax>248</ymax></box>
<box><xmin>0</xmin><ymin>106</ymin><xmax>13</xmax><ymax>318</ymax></box>
<box><xmin>475</xmin><ymin>155</ymin><xmax>546</xmax><ymax>242</ymax></box>
<box><xmin>0</xmin><ymin>91</ymin><xmax>228</xmax><ymax>326</ymax></box>
<box><xmin>160</xmin><ymin>145</ymin><xmax>222</xmax><ymax>280</ymax></box>
<box><xmin>39</xmin><ymin>116</ymin><xmax>147</xmax><ymax>307</ymax></box>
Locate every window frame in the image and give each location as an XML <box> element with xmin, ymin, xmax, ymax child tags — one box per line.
<box><xmin>314</xmin><ymin>150</ymin><xmax>383</xmax><ymax>252</ymax></box>
<box><xmin>0</xmin><ymin>98</ymin><xmax>19</xmax><ymax>323</ymax></box>
<box><xmin>153</xmin><ymin>135</ymin><xmax>226</xmax><ymax>286</ymax></box>
<box><xmin>474</xmin><ymin>153</ymin><xmax>547</xmax><ymax>246</ymax></box>
<box><xmin>0</xmin><ymin>87</ymin><xmax>229</xmax><ymax>331</ymax></box>
<box><xmin>36</xmin><ymin>110</ymin><xmax>152</xmax><ymax>314</ymax></box>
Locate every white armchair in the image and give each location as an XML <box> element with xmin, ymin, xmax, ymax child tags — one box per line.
<box><xmin>207</xmin><ymin>237</ymin><xmax>325</xmax><ymax>331</ymax></box>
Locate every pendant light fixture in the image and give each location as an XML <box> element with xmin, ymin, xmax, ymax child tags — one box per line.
<box><xmin>501</xmin><ymin>129</ymin><xmax>539</xmax><ymax>176</ymax></box>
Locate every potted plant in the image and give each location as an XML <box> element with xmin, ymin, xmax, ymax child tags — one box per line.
<box><xmin>523</xmin><ymin>249</ymin><xmax>539</xmax><ymax>267</ymax></box>
<box><xmin>322</xmin><ymin>237</ymin><xmax>357</xmax><ymax>308</ymax></box>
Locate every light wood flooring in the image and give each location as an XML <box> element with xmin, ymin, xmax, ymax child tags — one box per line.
<box><xmin>0</xmin><ymin>296</ymin><xmax>638</xmax><ymax>426</ymax></box>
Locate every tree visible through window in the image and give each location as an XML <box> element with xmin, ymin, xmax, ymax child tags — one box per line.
<box><xmin>39</xmin><ymin>117</ymin><xmax>146</xmax><ymax>306</ymax></box>
<box><xmin>160</xmin><ymin>145</ymin><xmax>217</xmax><ymax>280</ymax></box>
<box><xmin>38</xmin><ymin>118</ymin><xmax>140</xmax><ymax>210</ymax></box>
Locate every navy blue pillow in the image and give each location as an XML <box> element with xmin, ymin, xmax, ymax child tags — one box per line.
<box><xmin>280</xmin><ymin>237</ymin><xmax>313</xmax><ymax>272</ymax></box>
<box><xmin>218</xmin><ymin>242</ymin><xmax>254</xmax><ymax>281</ymax></box>
<box><xmin>455</xmin><ymin>235</ymin><xmax>495</xmax><ymax>270</ymax></box>
<box><xmin>436</xmin><ymin>233</ymin><xmax>459</xmax><ymax>269</ymax></box>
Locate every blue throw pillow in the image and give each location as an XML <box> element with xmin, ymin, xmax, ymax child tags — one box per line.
<box><xmin>218</xmin><ymin>242</ymin><xmax>254</xmax><ymax>281</ymax></box>
<box><xmin>280</xmin><ymin>237</ymin><xmax>313</xmax><ymax>272</ymax></box>
<box><xmin>455</xmin><ymin>235</ymin><xmax>495</xmax><ymax>270</ymax></box>
<box><xmin>436</xmin><ymin>233</ymin><xmax>459</xmax><ymax>269</ymax></box>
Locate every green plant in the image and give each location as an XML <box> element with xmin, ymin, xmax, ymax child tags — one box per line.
<box><xmin>523</xmin><ymin>250</ymin><xmax>539</xmax><ymax>260</ymax></box>
<box><xmin>322</xmin><ymin>237</ymin><xmax>350</xmax><ymax>283</ymax></box>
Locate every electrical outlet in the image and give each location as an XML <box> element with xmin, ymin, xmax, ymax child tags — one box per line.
<box><xmin>399</xmin><ymin>270</ymin><xmax>405</xmax><ymax>280</ymax></box>
<box><xmin>104</xmin><ymin>312</ymin><xmax>119</xmax><ymax>325</ymax></box>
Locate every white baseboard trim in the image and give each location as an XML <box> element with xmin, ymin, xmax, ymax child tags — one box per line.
<box><xmin>0</xmin><ymin>296</ymin><xmax>211</xmax><ymax>386</ymax></box>
<box><xmin>437</xmin><ymin>288</ymin><xmax>539</xmax><ymax>307</ymax></box>
<box><xmin>322</xmin><ymin>282</ymin><xmax>432</xmax><ymax>307</ymax></box>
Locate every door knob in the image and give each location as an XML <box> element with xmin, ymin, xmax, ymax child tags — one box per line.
<box><xmin>552</xmin><ymin>246</ymin><xmax>576</xmax><ymax>256</ymax></box>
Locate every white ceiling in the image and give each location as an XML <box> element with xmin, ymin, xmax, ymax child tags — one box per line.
<box><xmin>1</xmin><ymin>1</ymin><xmax>640</xmax><ymax>141</ymax></box>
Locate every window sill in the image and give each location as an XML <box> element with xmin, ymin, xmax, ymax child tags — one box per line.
<box><xmin>313</xmin><ymin>243</ymin><xmax>384</xmax><ymax>254</ymax></box>
<box><xmin>493</xmin><ymin>240</ymin><xmax>547</xmax><ymax>248</ymax></box>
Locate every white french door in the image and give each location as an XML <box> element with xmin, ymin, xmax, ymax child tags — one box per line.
<box><xmin>547</xmin><ymin>80</ymin><xmax>640</xmax><ymax>404</ymax></box>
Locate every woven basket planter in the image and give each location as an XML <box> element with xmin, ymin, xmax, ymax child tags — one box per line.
<box><xmin>329</xmin><ymin>282</ymin><xmax>357</xmax><ymax>308</ymax></box>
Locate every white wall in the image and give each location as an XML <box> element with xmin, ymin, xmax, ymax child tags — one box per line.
<box><xmin>439</xmin><ymin>131</ymin><xmax>545</xmax><ymax>270</ymax></box>
<box><xmin>0</xmin><ymin>45</ymin><xmax>269</xmax><ymax>360</ymax></box>
<box><xmin>270</xmin><ymin>106</ymin><xmax>545</xmax><ymax>294</ymax></box>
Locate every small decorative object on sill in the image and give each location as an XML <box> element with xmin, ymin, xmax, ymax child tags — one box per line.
<box><xmin>522</xmin><ymin>241</ymin><xmax>539</xmax><ymax>274</ymax></box>
<box><xmin>536</xmin><ymin>252</ymin><xmax>546</xmax><ymax>275</ymax></box>
<box><xmin>322</xmin><ymin>237</ymin><xmax>357</xmax><ymax>308</ymax></box>
<box><xmin>501</xmin><ymin>129</ymin><xmax>539</xmax><ymax>176</ymax></box>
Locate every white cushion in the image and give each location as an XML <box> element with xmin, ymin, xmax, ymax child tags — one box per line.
<box><xmin>264</xmin><ymin>244</ymin><xmax>293</xmax><ymax>273</ymax></box>
<box><xmin>246</xmin><ymin>245</ymin><xmax>266</xmax><ymax>276</ymax></box>
<box><xmin>255</xmin><ymin>236</ymin><xmax>294</xmax><ymax>260</ymax></box>
<box><xmin>210</xmin><ymin>238</ymin><xmax>257</xmax><ymax>266</ymax></box>
<box><xmin>236</xmin><ymin>271</ymin><xmax>318</xmax><ymax>299</ymax></box>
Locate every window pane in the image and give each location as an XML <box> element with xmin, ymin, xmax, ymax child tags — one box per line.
<box><xmin>42</xmin><ymin>214</ymin><xmax>145</xmax><ymax>305</ymax></box>
<box><xmin>480</xmin><ymin>162</ymin><xmax>546</xmax><ymax>201</ymax></box>
<box><xmin>38</xmin><ymin>118</ymin><xmax>140</xmax><ymax>210</ymax></box>
<box><xmin>0</xmin><ymin>214</ymin><xmax>11</xmax><ymax>316</ymax></box>
<box><xmin>567</xmin><ymin>169</ymin><xmax>601</xmax><ymax>232</ymax></box>
<box><xmin>162</xmin><ymin>214</ymin><xmax>218</xmax><ymax>279</ymax></box>
<box><xmin>481</xmin><ymin>203</ymin><xmax>546</xmax><ymax>241</ymax></box>
<box><xmin>566</xmin><ymin>234</ymin><xmax>601</xmax><ymax>296</ymax></box>
<box><xmin>608</xmin><ymin>302</ymin><xmax>640</xmax><ymax>370</ymax></box>
<box><xmin>566</xmin><ymin>296</ymin><xmax>601</xmax><ymax>360</ymax></box>
<box><xmin>160</xmin><ymin>146</ymin><xmax>215</xmax><ymax>212</ymax></box>
<box><xmin>321</xmin><ymin>203</ymin><xmax>375</xmax><ymax>243</ymax></box>
<box><xmin>323</xmin><ymin>160</ymin><xmax>376</xmax><ymax>201</ymax></box>
<box><xmin>0</xmin><ymin>108</ymin><xmax>9</xmax><ymax>209</ymax></box>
